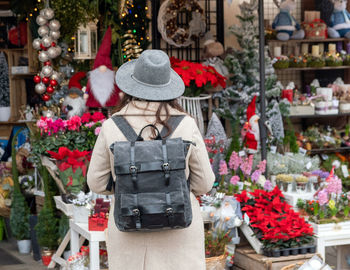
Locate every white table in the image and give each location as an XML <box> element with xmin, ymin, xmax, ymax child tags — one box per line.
<box><xmin>70</xmin><ymin>219</ymin><xmax>106</xmax><ymax>270</ymax></box>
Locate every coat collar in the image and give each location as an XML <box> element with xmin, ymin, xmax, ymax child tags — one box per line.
<box><xmin>113</xmin><ymin>100</ymin><xmax>186</xmax><ymax>116</ymax></box>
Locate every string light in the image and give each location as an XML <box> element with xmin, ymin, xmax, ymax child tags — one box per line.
<box><xmin>71</xmin><ymin>37</ymin><xmax>75</xmax><ymax>40</ymax></box>
<box><xmin>133</xmin><ymin>29</ymin><xmax>136</xmax><ymax>33</ymax></box>
<box><xmin>135</xmin><ymin>14</ymin><xmax>138</xmax><ymax>18</ymax></box>
<box><xmin>145</xmin><ymin>7</ymin><xmax>148</xmax><ymax>10</ymax></box>
<box><xmin>68</xmin><ymin>48</ymin><xmax>71</xmax><ymax>52</ymax></box>
<box><xmin>34</xmin><ymin>8</ymin><xmax>38</xmax><ymax>11</ymax></box>
<box><xmin>29</xmin><ymin>13</ymin><xmax>33</xmax><ymax>17</ymax></box>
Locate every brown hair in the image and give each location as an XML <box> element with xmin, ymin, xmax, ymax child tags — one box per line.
<box><xmin>115</xmin><ymin>94</ymin><xmax>185</xmax><ymax>138</ymax></box>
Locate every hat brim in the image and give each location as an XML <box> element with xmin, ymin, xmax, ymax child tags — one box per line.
<box><xmin>115</xmin><ymin>59</ymin><xmax>185</xmax><ymax>101</ymax></box>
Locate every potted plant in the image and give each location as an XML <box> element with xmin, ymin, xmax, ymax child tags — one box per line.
<box><xmin>0</xmin><ymin>52</ymin><xmax>11</xmax><ymax>122</ymax></box>
<box><xmin>205</xmin><ymin>229</ymin><xmax>232</xmax><ymax>270</ymax></box>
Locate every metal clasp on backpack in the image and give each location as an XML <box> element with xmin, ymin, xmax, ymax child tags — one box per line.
<box><xmin>162</xmin><ymin>163</ymin><xmax>171</xmax><ymax>185</ymax></box>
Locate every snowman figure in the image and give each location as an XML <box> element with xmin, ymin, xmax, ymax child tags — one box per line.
<box><xmin>272</xmin><ymin>0</ymin><xmax>305</xmax><ymax>41</ymax></box>
<box><xmin>328</xmin><ymin>0</ymin><xmax>350</xmax><ymax>38</ymax></box>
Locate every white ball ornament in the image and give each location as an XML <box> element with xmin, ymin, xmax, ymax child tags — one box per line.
<box><xmin>55</xmin><ymin>46</ymin><xmax>62</xmax><ymax>57</ymax></box>
<box><xmin>42</xmin><ymin>65</ymin><xmax>53</xmax><ymax>77</ymax></box>
<box><xmin>32</xmin><ymin>38</ymin><xmax>42</xmax><ymax>50</ymax></box>
<box><xmin>49</xmin><ymin>20</ymin><xmax>61</xmax><ymax>31</ymax></box>
<box><xmin>36</xmin><ymin>15</ymin><xmax>47</xmax><ymax>26</ymax></box>
<box><xmin>38</xmin><ymin>25</ymin><xmax>49</xmax><ymax>37</ymax></box>
<box><xmin>41</xmin><ymin>36</ymin><xmax>52</xmax><ymax>48</ymax></box>
<box><xmin>38</xmin><ymin>51</ymin><xmax>50</xmax><ymax>62</ymax></box>
<box><xmin>51</xmin><ymin>71</ymin><xmax>61</xmax><ymax>82</ymax></box>
<box><xmin>47</xmin><ymin>47</ymin><xmax>58</xmax><ymax>59</ymax></box>
<box><xmin>42</xmin><ymin>8</ymin><xmax>55</xmax><ymax>20</ymax></box>
<box><xmin>35</xmin><ymin>83</ymin><xmax>46</xmax><ymax>95</ymax></box>
<box><xmin>50</xmin><ymin>30</ymin><xmax>60</xmax><ymax>40</ymax></box>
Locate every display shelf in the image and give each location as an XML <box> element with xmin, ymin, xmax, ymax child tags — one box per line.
<box><xmin>275</xmin><ymin>66</ymin><xmax>350</xmax><ymax>72</ymax></box>
<box><xmin>289</xmin><ymin>112</ymin><xmax>350</xmax><ymax>119</ymax></box>
<box><xmin>308</xmin><ymin>147</ymin><xmax>350</xmax><ymax>154</ymax></box>
<box><xmin>267</xmin><ymin>38</ymin><xmax>348</xmax><ymax>44</ymax></box>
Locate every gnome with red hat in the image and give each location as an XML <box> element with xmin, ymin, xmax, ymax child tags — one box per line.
<box><xmin>85</xmin><ymin>27</ymin><xmax>120</xmax><ymax>108</ymax></box>
<box><xmin>63</xmin><ymin>71</ymin><xmax>87</xmax><ymax>118</ymax></box>
<box><xmin>241</xmin><ymin>96</ymin><xmax>260</xmax><ymax>153</ymax></box>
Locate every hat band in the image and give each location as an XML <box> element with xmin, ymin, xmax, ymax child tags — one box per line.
<box><xmin>131</xmin><ymin>74</ymin><xmax>171</xmax><ymax>88</ymax></box>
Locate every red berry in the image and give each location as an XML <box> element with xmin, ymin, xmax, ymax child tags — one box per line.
<box><xmin>42</xmin><ymin>77</ymin><xmax>50</xmax><ymax>84</ymax></box>
<box><xmin>46</xmin><ymin>86</ymin><xmax>54</xmax><ymax>94</ymax></box>
<box><xmin>42</xmin><ymin>94</ymin><xmax>50</xmax><ymax>101</ymax></box>
<box><xmin>50</xmin><ymin>79</ymin><xmax>58</xmax><ymax>86</ymax></box>
<box><xmin>33</xmin><ymin>75</ymin><xmax>41</xmax><ymax>83</ymax></box>
<box><xmin>44</xmin><ymin>61</ymin><xmax>51</xmax><ymax>66</ymax></box>
<box><xmin>51</xmin><ymin>42</ymin><xmax>56</xmax><ymax>47</ymax></box>
<box><xmin>40</xmin><ymin>44</ymin><xmax>47</xmax><ymax>50</ymax></box>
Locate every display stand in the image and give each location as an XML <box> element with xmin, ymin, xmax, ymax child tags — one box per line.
<box><xmin>283</xmin><ymin>192</ymin><xmax>315</xmax><ymax>208</ymax></box>
<box><xmin>70</xmin><ymin>219</ymin><xmax>106</xmax><ymax>270</ymax></box>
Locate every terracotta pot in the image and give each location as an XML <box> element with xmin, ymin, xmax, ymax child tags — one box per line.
<box><xmin>205</xmin><ymin>253</ymin><xmax>226</xmax><ymax>270</ymax></box>
<box><xmin>41</xmin><ymin>249</ymin><xmax>55</xmax><ymax>266</ymax></box>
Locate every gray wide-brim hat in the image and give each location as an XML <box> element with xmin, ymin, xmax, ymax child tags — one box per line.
<box><xmin>115</xmin><ymin>49</ymin><xmax>185</xmax><ymax>101</ymax></box>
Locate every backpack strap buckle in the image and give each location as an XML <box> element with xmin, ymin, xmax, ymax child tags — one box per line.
<box><xmin>132</xmin><ymin>208</ymin><xmax>141</xmax><ymax>229</ymax></box>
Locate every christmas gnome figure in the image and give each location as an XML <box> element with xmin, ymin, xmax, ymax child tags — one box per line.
<box><xmin>86</xmin><ymin>26</ymin><xmax>120</xmax><ymax>108</ymax></box>
<box><xmin>63</xmin><ymin>71</ymin><xmax>87</xmax><ymax>118</ymax></box>
<box><xmin>241</xmin><ymin>96</ymin><xmax>260</xmax><ymax>153</ymax></box>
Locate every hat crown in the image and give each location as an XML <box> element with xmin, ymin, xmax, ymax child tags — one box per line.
<box><xmin>133</xmin><ymin>50</ymin><xmax>171</xmax><ymax>86</ymax></box>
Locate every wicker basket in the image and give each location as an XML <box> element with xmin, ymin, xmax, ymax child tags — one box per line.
<box><xmin>281</xmin><ymin>261</ymin><xmax>304</xmax><ymax>270</ymax></box>
<box><xmin>205</xmin><ymin>253</ymin><xmax>226</xmax><ymax>270</ymax></box>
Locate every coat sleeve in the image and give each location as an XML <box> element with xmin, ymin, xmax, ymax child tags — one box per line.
<box><xmin>87</xmin><ymin>123</ymin><xmax>114</xmax><ymax>195</ymax></box>
<box><xmin>188</xmin><ymin>120</ymin><xmax>215</xmax><ymax>196</ymax></box>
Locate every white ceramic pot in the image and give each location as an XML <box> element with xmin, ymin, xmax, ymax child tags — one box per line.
<box><xmin>0</xmin><ymin>107</ymin><xmax>11</xmax><ymax>122</ymax></box>
<box><xmin>73</xmin><ymin>205</ymin><xmax>90</xmax><ymax>224</ymax></box>
<box><xmin>17</xmin><ymin>239</ymin><xmax>31</xmax><ymax>254</ymax></box>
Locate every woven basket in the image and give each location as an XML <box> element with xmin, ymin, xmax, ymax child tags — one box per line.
<box><xmin>205</xmin><ymin>253</ymin><xmax>226</xmax><ymax>270</ymax></box>
<box><xmin>281</xmin><ymin>261</ymin><xmax>304</xmax><ymax>270</ymax></box>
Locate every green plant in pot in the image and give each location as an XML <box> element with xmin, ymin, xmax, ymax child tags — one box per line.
<box><xmin>0</xmin><ymin>52</ymin><xmax>11</xmax><ymax>122</ymax></box>
<box><xmin>9</xmin><ymin>128</ymin><xmax>31</xmax><ymax>254</ymax></box>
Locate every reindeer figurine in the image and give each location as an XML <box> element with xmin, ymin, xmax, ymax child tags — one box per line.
<box><xmin>272</xmin><ymin>0</ymin><xmax>305</xmax><ymax>41</ymax></box>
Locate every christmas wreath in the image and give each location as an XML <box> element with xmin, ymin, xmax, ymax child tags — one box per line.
<box><xmin>157</xmin><ymin>0</ymin><xmax>206</xmax><ymax>47</ymax></box>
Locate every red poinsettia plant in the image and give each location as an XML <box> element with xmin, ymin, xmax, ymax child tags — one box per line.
<box><xmin>235</xmin><ymin>187</ymin><xmax>314</xmax><ymax>250</ymax></box>
<box><xmin>170</xmin><ymin>57</ymin><xmax>226</xmax><ymax>97</ymax></box>
<box><xmin>47</xmin><ymin>147</ymin><xmax>91</xmax><ymax>195</ymax></box>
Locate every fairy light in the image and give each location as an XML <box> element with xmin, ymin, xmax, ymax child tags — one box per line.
<box><xmin>29</xmin><ymin>13</ymin><xmax>33</xmax><ymax>17</ymax></box>
<box><xmin>135</xmin><ymin>14</ymin><xmax>138</xmax><ymax>18</ymax></box>
<box><xmin>34</xmin><ymin>8</ymin><xmax>38</xmax><ymax>11</ymax></box>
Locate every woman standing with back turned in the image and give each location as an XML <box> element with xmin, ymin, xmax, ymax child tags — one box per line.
<box><xmin>87</xmin><ymin>49</ymin><xmax>215</xmax><ymax>270</ymax></box>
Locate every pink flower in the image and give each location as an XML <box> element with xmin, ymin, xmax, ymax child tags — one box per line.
<box><xmin>66</xmin><ymin>115</ymin><xmax>82</xmax><ymax>131</ymax></box>
<box><xmin>85</xmin><ymin>122</ymin><xmax>95</xmax><ymax>128</ymax></box>
<box><xmin>318</xmin><ymin>189</ymin><xmax>328</xmax><ymax>206</ymax></box>
<box><xmin>81</xmin><ymin>113</ymin><xmax>91</xmax><ymax>123</ymax></box>
<box><xmin>257</xmin><ymin>160</ymin><xmax>266</xmax><ymax>174</ymax></box>
<box><xmin>230</xmin><ymin>175</ymin><xmax>240</xmax><ymax>185</ymax></box>
<box><xmin>91</xmin><ymin>112</ymin><xmax>105</xmax><ymax>122</ymax></box>
<box><xmin>94</xmin><ymin>127</ymin><xmax>101</xmax><ymax>136</ymax></box>
<box><xmin>326</xmin><ymin>176</ymin><xmax>342</xmax><ymax>195</ymax></box>
<box><xmin>264</xmin><ymin>180</ymin><xmax>273</xmax><ymax>191</ymax></box>
<box><xmin>251</xmin><ymin>170</ymin><xmax>261</xmax><ymax>183</ymax></box>
<box><xmin>240</xmin><ymin>155</ymin><xmax>254</xmax><ymax>176</ymax></box>
<box><xmin>219</xmin><ymin>160</ymin><xmax>228</xmax><ymax>175</ymax></box>
<box><xmin>228</xmin><ymin>151</ymin><xmax>241</xmax><ymax>171</ymax></box>
<box><xmin>347</xmin><ymin>192</ymin><xmax>350</xmax><ymax>201</ymax></box>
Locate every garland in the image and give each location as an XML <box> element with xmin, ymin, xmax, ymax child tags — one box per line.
<box><xmin>157</xmin><ymin>0</ymin><xmax>206</xmax><ymax>47</ymax></box>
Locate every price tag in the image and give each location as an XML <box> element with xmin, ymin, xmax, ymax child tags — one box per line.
<box><xmin>342</xmin><ymin>165</ymin><xmax>349</xmax><ymax>178</ymax></box>
<box><xmin>306</xmin><ymin>161</ymin><xmax>312</xmax><ymax>170</ymax></box>
<box><xmin>270</xmin><ymin>145</ymin><xmax>277</xmax><ymax>154</ymax></box>
<box><xmin>244</xmin><ymin>213</ymin><xmax>250</xmax><ymax>225</ymax></box>
<box><xmin>299</xmin><ymin>147</ymin><xmax>307</xmax><ymax>156</ymax></box>
<box><xmin>321</xmin><ymin>154</ymin><xmax>329</xmax><ymax>160</ymax></box>
<box><xmin>239</xmin><ymin>151</ymin><xmax>246</xmax><ymax>157</ymax></box>
<box><xmin>237</xmin><ymin>182</ymin><xmax>244</xmax><ymax>191</ymax></box>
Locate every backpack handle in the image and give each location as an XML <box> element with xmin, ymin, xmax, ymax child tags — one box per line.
<box><xmin>136</xmin><ymin>124</ymin><xmax>162</xmax><ymax>141</ymax></box>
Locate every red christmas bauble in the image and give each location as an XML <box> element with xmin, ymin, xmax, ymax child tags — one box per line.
<box><xmin>44</xmin><ymin>61</ymin><xmax>51</xmax><ymax>66</ymax></box>
<box><xmin>51</xmin><ymin>42</ymin><xmax>56</xmax><ymax>47</ymax></box>
<box><xmin>33</xmin><ymin>75</ymin><xmax>41</xmax><ymax>83</ymax></box>
<box><xmin>40</xmin><ymin>44</ymin><xmax>47</xmax><ymax>51</ymax></box>
<box><xmin>50</xmin><ymin>79</ymin><xmax>58</xmax><ymax>86</ymax></box>
<box><xmin>46</xmin><ymin>86</ymin><xmax>54</xmax><ymax>94</ymax></box>
<box><xmin>42</xmin><ymin>94</ymin><xmax>50</xmax><ymax>101</ymax></box>
<box><xmin>42</xmin><ymin>77</ymin><xmax>50</xmax><ymax>84</ymax></box>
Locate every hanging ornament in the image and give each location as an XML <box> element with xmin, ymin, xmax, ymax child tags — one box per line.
<box><xmin>42</xmin><ymin>77</ymin><xmax>50</xmax><ymax>84</ymax></box>
<box><xmin>42</xmin><ymin>65</ymin><xmax>53</xmax><ymax>77</ymax></box>
<box><xmin>49</xmin><ymin>79</ymin><xmax>58</xmax><ymax>87</ymax></box>
<box><xmin>33</xmin><ymin>75</ymin><xmax>41</xmax><ymax>83</ymax></box>
<box><xmin>41</xmin><ymin>7</ymin><xmax>55</xmax><ymax>20</ymax></box>
<box><xmin>54</xmin><ymin>46</ymin><xmax>62</xmax><ymax>56</ymax></box>
<box><xmin>50</xmin><ymin>30</ymin><xmax>60</xmax><ymax>40</ymax></box>
<box><xmin>44</xmin><ymin>61</ymin><xmax>51</xmax><ymax>66</ymax></box>
<box><xmin>46</xmin><ymin>86</ymin><xmax>54</xmax><ymax>94</ymax></box>
<box><xmin>38</xmin><ymin>25</ymin><xmax>50</xmax><ymax>37</ymax></box>
<box><xmin>47</xmin><ymin>47</ymin><xmax>58</xmax><ymax>58</ymax></box>
<box><xmin>50</xmin><ymin>71</ymin><xmax>61</xmax><ymax>82</ymax></box>
<box><xmin>41</xmin><ymin>36</ymin><xmax>53</xmax><ymax>48</ymax></box>
<box><xmin>32</xmin><ymin>38</ymin><xmax>42</xmax><ymax>50</ymax></box>
<box><xmin>38</xmin><ymin>51</ymin><xmax>50</xmax><ymax>62</ymax></box>
<box><xmin>35</xmin><ymin>83</ymin><xmax>46</xmax><ymax>94</ymax></box>
<box><xmin>36</xmin><ymin>15</ymin><xmax>47</xmax><ymax>26</ymax></box>
<box><xmin>49</xmin><ymin>20</ymin><xmax>61</xmax><ymax>31</ymax></box>
<box><xmin>42</xmin><ymin>94</ymin><xmax>51</xmax><ymax>101</ymax></box>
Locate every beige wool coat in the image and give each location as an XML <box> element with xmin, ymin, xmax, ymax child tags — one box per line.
<box><xmin>87</xmin><ymin>100</ymin><xmax>215</xmax><ymax>270</ymax></box>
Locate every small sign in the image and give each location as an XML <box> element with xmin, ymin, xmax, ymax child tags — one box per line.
<box><xmin>239</xmin><ymin>151</ymin><xmax>246</xmax><ymax>157</ymax></box>
<box><xmin>321</xmin><ymin>154</ymin><xmax>329</xmax><ymax>160</ymax></box>
<box><xmin>244</xmin><ymin>213</ymin><xmax>250</xmax><ymax>225</ymax></box>
<box><xmin>270</xmin><ymin>145</ymin><xmax>277</xmax><ymax>154</ymax></box>
<box><xmin>237</xmin><ymin>182</ymin><xmax>244</xmax><ymax>191</ymax></box>
<box><xmin>342</xmin><ymin>165</ymin><xmax>349</xmax><ymax>178</ymax></box>
<box><xmin>299</xmin><ymin>147</ymin><xmax>307</xmax><ymax>156</ymax></box>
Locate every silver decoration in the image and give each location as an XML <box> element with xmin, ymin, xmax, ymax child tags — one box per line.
<box><xmin>50</xmin><ymin>30</ymin><xmax>60</xmax><ymax>40</ymax></box>
<box><xmin>54</xmin><ymin>46</ymin><xmax>62</xmax><ymax>57</ymax></box>
<box><xmin>35</xmin><ymin>83</ymin><xmax>46</xmax><ymax>95</ymax></box>
<box><xmin>49</xmin><ymin>20</ymin><xmax>61</xmax><ymax>31</ymax></box>
<box><xmin>38</xmin><ymin>51</ymin><xmax>50</xmax><ymax>62</ymax></box>
<box><xmin>47</xmin><ymin>47</ymin><xmax>59</xmax><ymax>59</ymax></box>
<box><xmin>36</xmin><ymin>15</ymin><xmax>47</xmax><ymax>26</ymax></box>
<box><xmin>38</xmin><ymin>25</ymin><xmax>49</xmax><ymax>37</ymax></box>
<box><xmin>51</xmin><ymin>71</ymin><xmax>61</xmax><ymax>82</ymax></box>
<box><xmin>41</xmin><ymin>36</ymin><xmax>52</xmax><ymax>48</ymax></box>
<box><xmin>42</xmin><ymin>65</ymin><xmax>53</xmax><ymax>77</ymax></box>
<box><xmin>42</xmin><ymin>8</ymin><xmax>55</xmax><ymax>20</ymax></box>
<box><xmin>32</xmin><ymin>38</ymin><xmax>42</xmax><ymax>50</ymax></box>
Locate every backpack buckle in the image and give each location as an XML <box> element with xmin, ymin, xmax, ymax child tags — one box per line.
<box><xmin>165</xmin><ymin>208</ymin><xmax>174</xmax><ymax>216</ymax></box>
<box><xmin>162</xmin><ymin>163</ymin><xmax>170</xmax><ymax>172</ymax></box>
<box><xmin>132</xmin><ymin>208</ymin><xmax>140</xmax><ymax>216</ymax></box>
<box><xmin>129</xmin><ymin>165</ymin><xmax>138</xmax><ymax>174</ymax></box>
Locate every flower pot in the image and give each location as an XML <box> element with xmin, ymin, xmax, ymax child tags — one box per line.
<box><xmin>282</xmin><ymin>182</ymin><xmax>290</xmax><ymax>192</ymax></box>
<box><xmin>290</xmin><ymin>248</ymin><xmax>299</xmax><ymax>255</ymax></box>
<box><xmin>0</xmin><ymin>107</ymin><xmax>11</xmax><ymax>122</ymax></box>
<box><xmin>41</xmin><ymin>249</ymin><xmax>54</xmax><ymax>266</ymax></box>
<box><xmin>205</xmin><ymin>253</ymin><xmax>226</xmax><ymax>270</ymax></box>
<box><xmin>296</xmin><ymin>182</ymin><xmax>307</xmax><ymax>192</ymax></box>
<box><xmin>73</xmin><ymin>205</ymin><xmax>90</xmax><ymax>224</ymax></box>
<box><xmin>299</xmin><ymin>246</ymin><xmax>308</xmax><ymax>254</ymax></box>
<box><xmin>272</xmin><ymin>249</ymin><xmax>281</xmax><ymax>257</ymax></box>
<box><xmin>281</xmin><ymin>249</ymin><xmax>290</xmax><ymax>256</ymax></box>
<box><xmin>308</xmin><ymin>245</ymin><xmax>316</xmax><ymax>253</ymax></box>
<box><xmin>17</xmin><ymin>239</ymin><xmax>31</xmax><ymax>254</ymax></box>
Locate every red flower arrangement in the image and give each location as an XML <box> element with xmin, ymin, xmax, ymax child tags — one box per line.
<box><xmin>170</xmin><ymin>57</ymin><xmax>226</xmax><ymax>97</ymax></box>
<box><xmin>235</xmin><ymin>187</ymin><xmax>314</xmax><ymax>249</ymax></box>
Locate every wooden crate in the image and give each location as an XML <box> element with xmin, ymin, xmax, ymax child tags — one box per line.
<box><xmin>234</xmin><ymin>246</ymin><xmax>317</xmax><ymax>270</ymax></box>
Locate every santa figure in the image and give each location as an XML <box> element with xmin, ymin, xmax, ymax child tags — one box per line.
<box><xmin>63</xmin><ymin>71</ymin><xmax>87</xmax><ymax>118</ymax></box>
<box><xmin>241</xmin><ymin>96</ymin><xmax>260</xmax><ymax>153</ymax></box>
<box><xmin>86</xmin><ymin>26</ymin><xmax>120</xmax><ymax>108</ymax></box>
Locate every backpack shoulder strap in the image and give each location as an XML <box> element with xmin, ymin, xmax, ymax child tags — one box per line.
<box><xmin>111</xmin><ymin>115</ymin><xmax>138</xmax><ymax>142</ymax></box>
<box><xmin>160</xmin><ymin>115</ymin><xmax>185</xmax><ymax>138</ymax></box>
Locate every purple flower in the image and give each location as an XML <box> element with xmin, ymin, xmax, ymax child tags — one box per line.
<box><xmin>264</xmin><ymin>180</ymin><xmax>273</xmax><ymax>191</ymax></box>
<box><xmin>251</xmin><ymin>170</ymin><xmax>261</xmax><ymax>183</ymax></box>
<box><xmin>219</xmin><ymin>160</ymin><xmax>228</xmax><ymax>176</ymax></box>
<box><xmin>318</xmin><ymin>189</ymin><xmax>328</xmax><ymax>206</ymax></box>
<box><xmin>230</xmin><ymin>175</ymin><xmax>240</xmax><ymax>185</ymax></box>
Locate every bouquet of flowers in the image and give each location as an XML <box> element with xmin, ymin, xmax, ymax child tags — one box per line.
<box><xmin>170</xmin><ymin>57</ymin><xmax>226</xmax><ymax>97</ymax></box>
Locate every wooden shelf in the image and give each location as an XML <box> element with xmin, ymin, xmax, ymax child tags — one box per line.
<box><xmin>276</xmin><ymin>66</ymin><xmax>350</xmax><ymax>71</ymax></box>
<box><xmin>267</xmin><ymin>38</ymin><xmax>348</xmax><ymax>44</ymax></box>
<box><xmin>308</xmin><ymin>147</ymin><xmax>350</xmax><ymax>154</ymax></box>
<box><xmin>10</xmin><ymin>72</ymin><xmax>36</xmax><ymax>79</ymax></box>
<box><xmin>289</xmin><ymin>112</ymin><xmax>350</xmax><ymax>119</ymax></box>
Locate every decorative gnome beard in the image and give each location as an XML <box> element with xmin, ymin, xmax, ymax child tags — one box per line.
<box><xmin>89</xmin><ymin>67</ymin><xmax>115</xmax><ymax>106</ymax></box>
<box><xmin>249</xmin><ymin>115</ymin><xmax>260</xmax><ymax>142</ymax></box>
<box><xmin>63</xmin><ymin>95</ymin><xmax>86</xmax><ymax>118</ymax></box>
